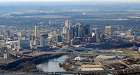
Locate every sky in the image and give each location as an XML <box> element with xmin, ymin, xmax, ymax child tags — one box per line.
<box><xmin>0</xmin><ymin>0</ymin><xmax>140</xmax><ymax>2</ymax></box>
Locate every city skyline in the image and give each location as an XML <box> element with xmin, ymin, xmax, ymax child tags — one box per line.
<box><xmin>0</xmin><ymin>0</ymin><xmax>140</xmax><ymax>2</ymax></box>
<box><xmin>0</xmin><ymin>0</ymin><xmax>139</xmax><ymax>74</ymax></box>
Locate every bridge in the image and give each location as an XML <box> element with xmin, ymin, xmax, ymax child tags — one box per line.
<box><xmin>23</xmin><ymin>51</ymin><xmax>74</xmax><ymax>58</ymax></box>
<box><xmin>10</xmin><ymin>68</ymin><xmax>139</xmax><ymax>75</ymax></box>
<box><xmin>43</xmin><ymin>68</ymin><xmax>140</xmax><ymax>75</ymax></box>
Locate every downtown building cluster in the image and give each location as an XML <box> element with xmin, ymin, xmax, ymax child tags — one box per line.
<box><xmin>0</xmin><ymin>20</ymin><xmax>138</xmax><ymax>51</ymax></box>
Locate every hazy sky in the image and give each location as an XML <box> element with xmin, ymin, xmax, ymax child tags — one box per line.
<box><xmin>0</xmin><ymin>0</ymin><xmax>140</xmax><ymax>2</ymax></box>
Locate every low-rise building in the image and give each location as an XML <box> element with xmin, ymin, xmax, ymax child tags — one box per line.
<box><xmin>79</xmin><ymin>65</ymin><xmax>104</xmax><ymax>71</ymax></box>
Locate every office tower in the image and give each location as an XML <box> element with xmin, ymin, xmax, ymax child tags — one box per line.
<box><xmin>34</xmin><ymin>38</ymin><xmax>40</xmax><ymax>46</ymax></box>
<box><xmin>29</xmin><ymin>34</ymin><xmax>35</xmax><ymax>41</ymax></box>
<box><xmin>67</xmin><ymin>26</ymin><xmax>75</xmax><ymax>43</ymax></box>
<box><xmin>73</xmin><ymin>25</ymin><xmax>78</xmax><ymax>38</ymax></box>
<box><xmin>76</xmin><ymin>23</ymin><xmax>83</xmax><ymax>37</ymax></box>
<box><xmin>29</xmin><ymin>34</ymin><xmax>35</xmax><ymax>49</ymax></box>
<box><xmin>62</xmin><ymin>20</ymin><xmax>71</xmax><ymax>36</ymax></box>
<box><xmin>94</xmin><ymin>28</ymin><xmax>99</xmax><ymax>34</ymax></box>
<box><xmin>40</xmin><ymin>34</ymin><xmax>49</xmax><ymax>46</ymax></box>
<box><xmin>100</xmin><ymin>33</ymin><xmax>106</xmax><ymax>42</ymax></box>
<box><xmin>62</xmin><ymin>26</ymin><xmax>67</xmax><ymax>34</ymax></box>
<box><xmin>94</xmin><ymin>28</ymin><xmax>100</xmax><ymax>42</ymax></box>
<box><xmin>67</xmin><ymin>27</ymin><xmax>72</xmax><ymax>43</ymax></box>
<box><xmin>105</xmin><ymin>26</ymin><xmax>113</xmax><ymax>35</ymax></box>
<box><xmin>62</xmin><ymin>20</ymin><xmax>72</xmax><ymax>43</ymax></box>
<box><xmin>83</xmin><ymin>24</ymin><xmax>90</xmax><ymax>38</ymax></box>
<box><xmin>65</xmin><ymin>20</ymin><xmax>71</xmax><ymax>29</ymax></box>
<box><xmin>71</xmin><ymin>26</ymin><xmax>75</xmax><ymax>39</ymax></box>
<box><xmin>34</xmin><ymin>26</ymin><xmax>41</xmax><ymax>38</ymax></box>
<box><xmin>18</xmin><ymin>37</ymin><xmax>30</xmax><ymax>49</ymax></box>
<box><xmin>63</xmin><ymin>20</ymin><xmax>71</xmax><ymax>34</ymax></box>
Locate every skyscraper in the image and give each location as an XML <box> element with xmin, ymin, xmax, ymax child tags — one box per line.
<box><xmin>34</xmin><ymin>26</ymin><xmax>41</xmax><ymax>38</ymax></box>
<box><xmin>105</xmin><ymin>26</ymin><xmax>113</xmax><ymax>35</ymax></box>
<box><xmin>94</xmin><ymin>28</ymin><xmax>100</xmax><ymax>42</ymax></box>
<box><xmin>67</xmin><ymin>26</ymin><xmax>75</xmax><ymax>43</ymax></box>
<box><xmin>94</xmin><ymin>28</ymin><xmax>100</xmax><ymax>34</ymax></box>
<box><xmin>62</xmin><ymin>20</ymin><xmax>71</xmax><ymax>35</ymax></box>
<box><xmin>83</xmin><ymin>24</ymin><xmax>90</xmax><ymax>38</ymax></box>
<box><xmin>62</xmin><ymin>20</ymin><xmax>72</xmax><ymax>43</ymax></box>
<box><xmin>18</xmin><ymin>37</ymin><xmax>30</xmax><ymax>49</ymax></box>
<box><xmin>40</xmin><ymin>34</ymin><xmax>48</xmax><ymax>46</ymax></box>
<box><xmin>76</xmin><ymin>23</ymin><xmax>83</xmax><ymax>37</ymax></box>
<box><xmin>65</xmin><ymin>20</ymin><xmax>71</xmax><ymax>29</ymax></box>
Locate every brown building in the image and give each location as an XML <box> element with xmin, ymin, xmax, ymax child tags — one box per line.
<box><xmin>105</xmin><ymin>26</ymin><xmax>113</xmax><ymax>35</ymax></box>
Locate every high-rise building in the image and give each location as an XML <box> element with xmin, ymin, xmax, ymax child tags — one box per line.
<box><xmin>94</xmin><ymin>28</ymin><xmax>100</xmax><ymax>42</ymax></box>
<box><xmin>34</xmin><ymin>38</ymin><xmax>40</xmax><ymax>46</ymax></box>
<box><xmin>83</xmin><ymin>24</ymin><xmax>90</xmax><ymax>38</ymax></box>
<box><xmin>34</xmin><ymin>26</ymin><xmax>41</xmax><ymax>38</ymax></box>
<box><xmin>62</xmin><ymin>20</ymin><xmax>71</xmax><ymax>34</ymax></box>
<box><xmin>105</xmin><ymin>26</ymin><xmax>113</xmax><ymax>35</ymax></box>
<box><xmin>29</xmin><ymin>34</ymin><xmax>35</xmax><ymax>41</ymax></box>
<box><xmin>76</xmin><ymin>23</ymin><xmax>83</xmax><ymax>37</ymax></box>
<box><xmin>67</xmin><ymin>26</ymin><xmax>75</xmax><ymax>43</ymax></box>
<box><xmin>62</xmin><ymin>20</ymin><xmax>72</xmax><ymax>43</ymax></box>
<box><xmin>94</xmin><ymin>28</ymin><xmax>100</xmax><ymax>34</ymax></box>
<box><xmin>100</xmin><ymin>33</ymin><xmax>106</xmax><ymax>42</ymax></box>
<box><xmin>40</xmin><ymin>34</ymin><xmax>49</xmax><ymax>46</ymax></box>
<box><xmin>18</xmin><ymin>37</ymin><xmax>30</xmax><ymax>49</ymax></box>
<box><xmin>62</xmin><ymin>26</ymin><xmax>68</xmax><ymax>34</ymax></box>
<box><xmin>65</xmin><ymin>20</ymin><xmax>71</xmax><ymax>29</ymax></box>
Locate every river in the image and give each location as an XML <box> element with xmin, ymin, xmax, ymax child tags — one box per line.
<box><xmin>36</xmin><ymin>55</ymin><xmax>69</xmax><ymax>72</ymax></box>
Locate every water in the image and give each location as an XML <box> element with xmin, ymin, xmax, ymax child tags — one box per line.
<box><xmin>36</xmin><ymin>55</ymin><xmax>69</xmax><ymax>72</ymax></box>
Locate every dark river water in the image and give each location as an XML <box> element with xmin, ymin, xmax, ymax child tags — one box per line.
<box><xmin>36</xmin><ymin>55</ymin><xmax>69</xmax><ymax>72</ymax></box>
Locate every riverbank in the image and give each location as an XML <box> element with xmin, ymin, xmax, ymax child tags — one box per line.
<box><xmin>0</xmin><ymin>53</ymin><xmax>64</xmax><ymax>74</ymax></box>
<box><xmin>37</xmin><ymin>55</ymin><xmax>69</xmax><ymax>72</ymax></box>
<box><xmin>0</xmin><ymin>62</ymin><xmax>41</xmax><ymax>74</ymax></box>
